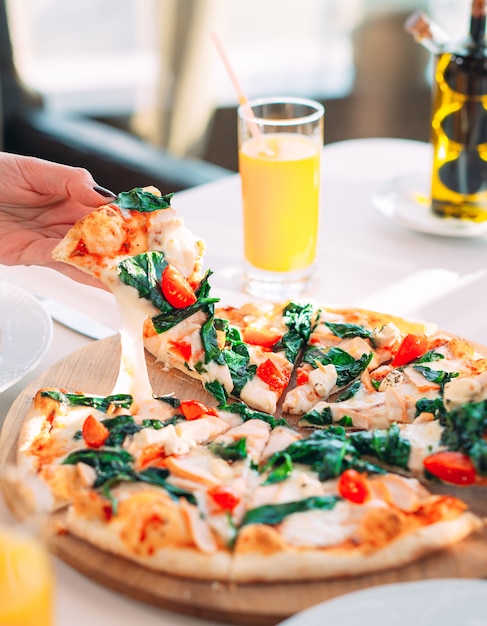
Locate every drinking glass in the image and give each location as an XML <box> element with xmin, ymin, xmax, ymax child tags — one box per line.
<box><xmin>0</xmin><ymin>469</ymin><xmax>55</xmax><ymax>626</ymax></box>
<box><xmin>238</xmin><ymin>96</ymin><xmax>325</xmax><ymax>299</ymax></box>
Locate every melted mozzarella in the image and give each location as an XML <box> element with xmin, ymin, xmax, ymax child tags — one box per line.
<box><xmin>400</xmin><ymin>420</ymin><xmax>443</xmax><ymax>473</ymax></box>
<box><xmin>51</xmin><ymin>406</ymin><xmax>102</xmax><ymax>442</ymax></box>
<box><xmin>109</xmin><ymin>281</ymin><xmax>162</xmax><ymax>417</ymax></box>
<box><xmin>147</xmin><ymin>208</ymin><xmax>205</xmax><ymax>279</ymax></box>
<box><xmin>279</xmin><ymin>501</ymin><xmax>356</xmax><ymax>548</ymax></box>
<box><xmin>251</xmin><ymin>470</ymin><xmax>324</xmax><ymax>509</ymax></box>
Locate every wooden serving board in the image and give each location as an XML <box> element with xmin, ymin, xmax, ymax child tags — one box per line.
<box><xmin>1</xmin><ymin>335</ymin><xmax>487</xmax><ymax>626</ymax></box>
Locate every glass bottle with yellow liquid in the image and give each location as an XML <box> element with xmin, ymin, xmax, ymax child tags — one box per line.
<box><xmin>430</xmin><ymin>0</ymin><xmax>487</xmax><ymax>221</ymax></box>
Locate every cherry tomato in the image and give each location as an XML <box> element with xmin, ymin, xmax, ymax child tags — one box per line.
<box><xmin>208</xmin><ymin>485</ymin><xmax>241</xmax><ymax>511</ymax></box>
<box><xmin>169</xmin><ymin>340</ymin><xmax>192</xmax><ymax>362</ymax></box>
<box><xmin>138</xmin><ymin>444</ymin><xmax>168</xmax><ymax>469</ymax></box>
<box><xmin>161</xmin><ymin>264</ymin><xmax>197</xmax><ymax>309</ymax></box>
<box><xmin>179</xmin><ymin>399</ymin><xmax>216</xmax><ymax>420</ymax></box>
<box><xmin>242</xmin><ymin>327</ymin><xmax>282</xmax><ymax>348</ymax></box>
<box><xmin>338</xmin><ymin>469</ymin><xmax>370</xmax><ymax>504</ymax></box>
<box><xmin>256</xmin><ymin>358</ymin><xmax>290</xmax><ymax>393</ymax></box>
<box><xmin>296</xmin><ymin>367</ymin><xmax>310</xmax><ymax>386</ymax></box>
<box><xmin>424</xmin><ymin>451</ymin><xmax>477</xmax><ymax>485</ymax></box>
<box><xmin>82</xmin><ymin>415</ymin><xmax>109</xmax><ymax>448</ymax></box>
<box><xmin>391</xmin><ymin>334</ymin><xmax>428</xmax><ymax>367</ymax></box>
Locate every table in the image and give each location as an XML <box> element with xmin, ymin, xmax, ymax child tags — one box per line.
<box><xmin>1</xmin><ymin>137</ymin><xmax>487</xmax><ymax>625</ymax></box>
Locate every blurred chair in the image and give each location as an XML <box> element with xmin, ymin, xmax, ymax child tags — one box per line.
<box><xmin>0</xmin><ymin>0</ymin><xmax>231</xmax><ymax>194</ymax></box>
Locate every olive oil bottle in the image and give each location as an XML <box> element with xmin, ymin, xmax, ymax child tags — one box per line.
<box><xmin>430</xmin><ymin>0</ymin><xmax>487</xmax><ymax>221</ymax></box>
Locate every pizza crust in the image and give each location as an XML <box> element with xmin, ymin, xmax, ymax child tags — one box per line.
<box><xmin>230</xmin><ymin>512</ymin><xmax>482</xmax><ymax>582</ymax></box>
<box><xmin>64</xmin><ymin>501</ymin><xmax>482</xmax><ymax>583</ymax></box>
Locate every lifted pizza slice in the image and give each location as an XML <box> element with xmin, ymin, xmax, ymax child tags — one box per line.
<box><xmin>52</xmin><ymin>187</ymin><xmax>209</xmax><ymax>412</ymax></box>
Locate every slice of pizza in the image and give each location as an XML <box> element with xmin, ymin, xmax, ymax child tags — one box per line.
<box><xmin>52</xmin><ymin>186</ymin><xmax>205</xmax><ymax>286</ymax></box>
<box><xmin>52</xmin><ymin>187</ymin><xmax>213</xmax><ymax>413</ymax></box>
<box><xmin>16</xmin><ymin>384</ymin><xmax>258</xmax><ymax>512</ymax></box>
<box><xmin>282</xmin><ymin>306</ymin><xmax>487</xmax><ymax>429</ymax></box>
<box><xmin>143</xmin><ymin>299</ymin><xmax>314</xmax><ymax>415</ymax></box>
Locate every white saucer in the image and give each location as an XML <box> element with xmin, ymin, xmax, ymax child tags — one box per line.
<box><xmin>0</xmin><ymin>280</ymin><xmax>53</xmax><ymax>393</ymax></box>
<box><xmin>278</xmin><ymin>579</ymin><xmax>487</xmax><ymax>626</ymax></box>
<box><xmin>372</xmin><ymin>172</ymin><xmax>487</xmax><ymax>238</ymax></box>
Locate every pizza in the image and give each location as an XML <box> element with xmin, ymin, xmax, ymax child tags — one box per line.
<box><xmin>12</xmin><ymin>186</ymin><xmax>487</xmax><ymax>584</ymax></box>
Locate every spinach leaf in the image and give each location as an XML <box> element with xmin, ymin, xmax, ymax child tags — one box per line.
<box><xmin>213</xmin><ymin>320</ymin><xmax>256</xmax><ymax>396</ymax></box>
<box><xmin>205</xmin><ymin>380</ymin><xmax>228</xmax><ymax>405</ymax></box>
<box><xmin>63</xmin><ymin>448</ymin><xmax>197</xmax><ymax>514</ymax></box>
<box><xmin>241</xmin><ymin>496</ymin><xmax>341</xmax><ymax>527</ymax></box>
<box><xmin>324</xmin><ymin>321</ymin><xmax>373</xmax><ymax>341</ymax></box>
<box><xmin>115</xmin><ymin>188</ymin><xmax>173</xmax><ymax>212</ymax></box>
<box><xmin>40</xmin><ymin>391</ymin><xmax>133</xmax><ymax>413</ymax></box>
<box><xmin>62</xmin><ymin>448</ymin><xmax>134</xmax><ymax>488</ymax></box>
<box><xmin>201</xmin><ymin>316</ymin><xmax>225</xmax><ymax>365</ymax></box>
<box><xmin>334</xmin><ymin>380</ymin><xmax>361</xmax><ymax>402</ymax></box>
<box><xmin>440</xmin><ymin>400</ymin><xmax>487</xmax><ymax>474</ymax></box>
<box><xmin>102</xmin><ymin>415</ymin><xmax>141</xmax><ymax>446</ymax></box>
<box><xmin>223</xmin><ymin>347</ymin><xmax>256</xmax><ymax>396</ymax></box>
<box><xmin>273</xmin><ymin>302</ymin><xmax>314</xmax><ymax>363</ymax></box>
<box><xmin>153</xmin><ymin>394</ymin><xmax>181</xmax><ymax>408</ymax></box>
<box><xmin>75</xmin><ymin>411</ymin><xmax>178</xmax><ymax>447</ymax></box>
<box><xmin>261</xmin><ymin>452</ymin><xmax>294</xmax><ymax>485</ymax></box>
<box><xmin>219</xmin><ymin>401</ymin><xmax>286</xmax><ymax>428</ymax></box>
<box><xmin>140</xmin><ymin>418</ymin><xmax>166</xmax><ymax>430</ymax></box>
<box><xmin>203</xmin><ymin>317</ymin><xmax>271</xmax><ymax>399</ymax></box>
<box><xmin>415</xmin><ymin>397</ymin><xmax>446</xmax><ymax>419</ymax></box>
<box><xmin>303</xmin><ymin>346</ymin><xmax>373</xmax><ymax>387</ymax></box>
<box><xmin>348</xmin><ymin>423</ymin><xmax>411</xmax><ymax>470</ymax></box>
<box><xmin>118</xmin><ymin>250</ymin><xmax>167</xmax><ymax>310</ymax></box>
<box><xmin>133</xmin><ymin>467</ymin><xmax>197</xmax><ymax>504</ymax></box>
<box><xmin>412</xmin><ymin>365</ymin><xmax>459</xmax><ymax>391</ymax></box>
<box><xmin>299</xmin><ymin>406</ymin><xmax>333</xmax><ymax>428</ymax></box>
<box><xmin>265</xmin><ymin>427</ymin><xmax>386</xmax><ymax>482</ymax></box>
<box><xmin>209</xmin><ymin>437</ymin><xmax>248</xmax><ymax>462</ymax></box>
<box><xmin>415</xmin><ymin>350</ymin><xmax>445</xmax><ymax>364</ymax></box>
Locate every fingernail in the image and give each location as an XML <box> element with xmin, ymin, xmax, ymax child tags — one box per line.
<box><xmin>93</xmin><ymin>184</ymin><xmax>117</xmax><ymax>199</ymax></box>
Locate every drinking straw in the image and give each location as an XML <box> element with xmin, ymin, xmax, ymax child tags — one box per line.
<box><xmin>210</xmin><ymin>31</ymin><xmax>261</xmax><ymax>139</ymax></box>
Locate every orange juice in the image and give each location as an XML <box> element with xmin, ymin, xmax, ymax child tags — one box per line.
<box><xmin>0</xmin><ymin>526</ymin><xmax>54</xmax><ymax>625</ymax></box>
<box><xmin>239</xmin><ymin>133</ymin><xmax>320</xmax><ymax>273</ymax></box>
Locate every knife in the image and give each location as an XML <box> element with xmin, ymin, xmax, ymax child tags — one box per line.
<box><xmin>34</xmin><ymin>294</ymin><xmax>116</xmax><ymax>340</ymax></box>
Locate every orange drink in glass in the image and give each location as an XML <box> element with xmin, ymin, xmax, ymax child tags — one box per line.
<box><xmin>238</xmin><ymin>97</ymin><xmax>324</xmax><ymax>299</ymax></box>
<box><xmin>0</xmin><ymin>524</ymin><xmax>54</xmax><ymax>626</ymax></box>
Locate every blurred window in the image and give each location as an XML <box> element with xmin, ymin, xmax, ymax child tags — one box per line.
<box><xmin>6</xmin><ymin>0</ymin><xmax>442</xmax><ymax>159</ymax></box>
<box><xmin>6</xmin><ymin>0</ymin><xmax>159</xmax><ymax>115</ymax></box>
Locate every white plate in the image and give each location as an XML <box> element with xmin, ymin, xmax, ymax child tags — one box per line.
<box><xmin>278</xmin><ymin>579</ymin><xmax>487</xmax><ymax>626</ymax></box>
<box><xmin>0</xmin><ymin>281</ymin><xmax>53</xmax><ymax>393</ymax></box>
<box><xmin>372</xmin><ymin>172</ymin><xmax>487</xmax><ymax>238</ymax></box>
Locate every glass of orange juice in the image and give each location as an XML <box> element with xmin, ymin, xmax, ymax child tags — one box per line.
<box><xmin>0</xmin><ymin>471</ymin><xmax>55</xmax><ymax>626</ymax></box>
<box><xmin>238</xmin><ymin>96</ymin><xmax>324</xmax><ymax>299</ymax></box>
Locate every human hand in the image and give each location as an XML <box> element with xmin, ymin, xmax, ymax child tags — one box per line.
<box><xmin>0</xmin><ymin>153</ymin><xmax>115</xmax><ymax>286</ymax></box>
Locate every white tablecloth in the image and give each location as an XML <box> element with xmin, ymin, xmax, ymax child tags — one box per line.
<box><xmin>1</xmin><ymin>138</ymin><xmax>486</xmax><ymax>626</ymax></box>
